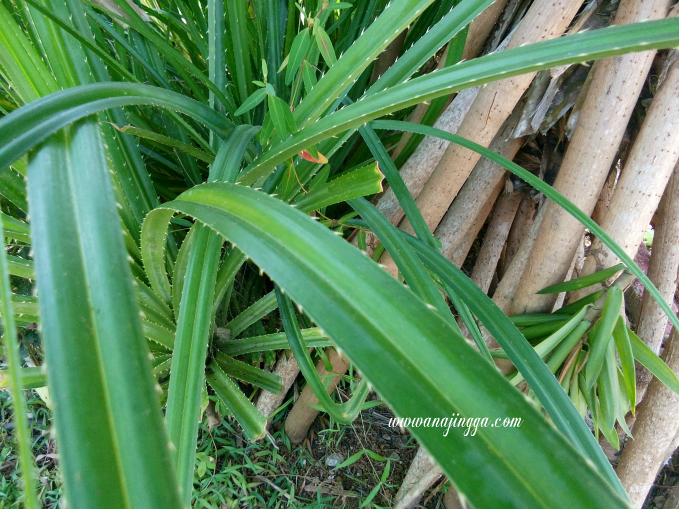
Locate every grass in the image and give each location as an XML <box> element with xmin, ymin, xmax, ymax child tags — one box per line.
<box><xmin>0</xmin><ymin>372</ymin><xmax>426</xmax><ymax>509</ymax></box>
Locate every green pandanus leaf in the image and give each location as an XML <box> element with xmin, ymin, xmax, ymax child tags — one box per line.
<box><xmin>28</xmin><ymin>120</ymin><xmax>182</xmax><ymax>509</ymax></box>
<box><xmin>139</xmin><ymin>182</ymin><xmax>629</xmax><ymax>508</ymax></box>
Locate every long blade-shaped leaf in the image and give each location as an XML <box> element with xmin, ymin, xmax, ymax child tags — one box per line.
<box><xmin>140</xmin><ymin>182</ymin><xmax>630</xmax><ymax>508</ymax></box>
<box><xmin>28</xmin><ymin>120</ymin><xmax>181</xmax><ymax>509</ymax></box>
<box><xmin>0</xmin><ymin>82</ymin><xmax>234</xmax><ymax>172</ymax></box>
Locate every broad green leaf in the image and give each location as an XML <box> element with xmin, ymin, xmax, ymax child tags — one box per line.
<box><xmin>586</xmin><ymin>287</ymin><xmax>622</xmax><ymax>389</ymax></box>
<box><xmin>286</xmin><ymin>29</ymin><xmax>312</xmax><ymax>85</ymax></box>
<box><xmin>613</xmin><ymin>316</ymin><xmax>636</xmax><ymax>410</ymax></box>
<box><xmin>210</xmin><ymin>125</ymin><xmax>260</xmax><ymax>183</ymax></box>
<box><xmin>268</xmin><ymin>94</ymin><xmax>294</xmax><ymax>141</ymax></box>
<box><xmin>628</xmin><ymin>327</ymin><xmax>679</xmax><ymax>395</ymax></box>
<box><xmin>235</xmin><ymin>88</ymin><xmax>268</xmax><ymax>116</ymax></box>
<box><xmin>538</xmin><ymin>263</ymin><xmax>625</xmax><ymax>294</ymax></box>
<box><xmin>164</xmin><ymin>223</ymin><xmax>222</xmax><ymax>505</ymax></box>
<box><xmin>314</xmin><ymin>25</ymin><xmax>336</xmax><ymax>66</ymax></box>
<box><xmin>293</xmin><ymin>162</ymin><xmax>383</xmax><ymax>212</ymax></box>
<box><xmin>140</xmin><ymin>183</ymin><xmax>629</xmax><ymax>507</ymax></box>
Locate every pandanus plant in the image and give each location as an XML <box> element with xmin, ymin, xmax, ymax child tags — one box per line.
<box><xmin>1</xmin><ymin>0</ymin><xmax>679</xmax><ymax>507</ymax></box>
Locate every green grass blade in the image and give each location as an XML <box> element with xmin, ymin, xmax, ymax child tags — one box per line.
<box><xmin>225</xmin><ymin>0</ymin><xmax>254</xmax><ymax>114</ymax></box>
<box><xmin>275</xmin><ymin>285</ymin><xmax>370</xmax><ymax>424</ymax></box>
<box><xmin>0</xmin><ymin>169</ymin><xmax>28</xmax><ymax>213</ymax></box>
<box><xmin>557</xmin><ymin>290</ymin><xmax>604</xmax><ymax>315</ymax></box>
<box><xmin>359</xmin><ymin>123</ymin><xmax>437</xmax><ymax>248</ymax></box>
<box><xmin>293</xmin><ymin>0</ymin><xmax>436</xmax><ymax>127</ymax></box>
<box><xmin>509</xmin><ymin>313</ymin><xmax>572</xmax><ymax>327</ymax></box>
<box><xmin>0</xmin><ymin>366</ymin><xmax>47</xmax><ymax>390</ymax></box>
<box><xmin>597</xmin><ymin>340</ymin><xmax>620</xmax><ymax>434</ymax></box>
<box><xmin>0</xmin><ymin>82</ymin><xmax>234</xmax><ymax>173</ymax></box>
<box><xmin>226</xmin><ymin>291</ymin><xmax>278</xmax><ymax>337</ymax></box>
<box><xmin>1</xmin><ymin>212</ymin><xmax>30</xmax><ymax>243</ymax></box>
<box><xmin>0</xmin><ymin>2</ymin><xmax>59</xmax><ymax>103</ymax></box>
<box><xmin>5</xmin><ymin>255</ymin><xmax>34</xmax><ymax>279</ymax></box>
<box><xmin>349</xmin><ymin>197</ymin><xmax>460</xmax><ymax>334</ymax></box>
<box><xmin>0</xmin><ymin>222</ymin><xmax>38</xmax><ymax>509</ymax></box>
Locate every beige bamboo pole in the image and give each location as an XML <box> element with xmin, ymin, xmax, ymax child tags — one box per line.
<box><xmin>390</xmin><ymin>0</ymin><xmax>510</xmax><ymax>161</ymax></box>
<box><xmin>392</xmin><ymin>448</ymin><xmax>443</xmax><ymax>509</ymax></box>
<box><xmin>255</xmin><ymin>351</ymin><xmax>300</xmax><ymax>420</ymax></box>
<box><xmin>498</xmin><ymin>194</ymin><xmax>536</xmax><ymax>279</ymax></box>
<box><xmin>508</xmin><ymin>0</ymin><xmax>673</xmax><ymax>314</ymax></box>
<box><xmin>396</xmin><ymin>0</ymin><xmax>586</xmax><ymax>237</ymax></box>
<box><xmin>443</xmin><ymin>486</ymin><xmax>466</xmax><ymax>509</ymax></box>
<box><xmin>568</xmin><ymin>56</ymin><xmax>679</xmax><ymax>303</ymax></box>
<box><xmin>635</xmin><ymin>165</ymin><xmax>679</xmax><ymax>403</ymax></box>
<box><xmin>436</xmin><ymin>118</ymin><xmax>524</xmax><ymax>269</ymax></box>
<box><xmin>380</xmin><ymin>103</ymin><xmax>524</xmax><ymax>276</ymax></box>
<box><xmin>616</xmin><ymin>328</ymin><xmax>679</xmax><ymax>508</ymax></box>
<box><xmin>469</xmin><ymin>190</ymin><xmax>522</xmax><ymax>294</ymax></box>
<box><xmin>363</xmin><ymin>33</ymin><xmax>519</xmax><ymax>257</ymax></box>
<box><xmin>283</xmin><ymin>349</ymin><xmax>349</xmax><ymax>444</ymax></box>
